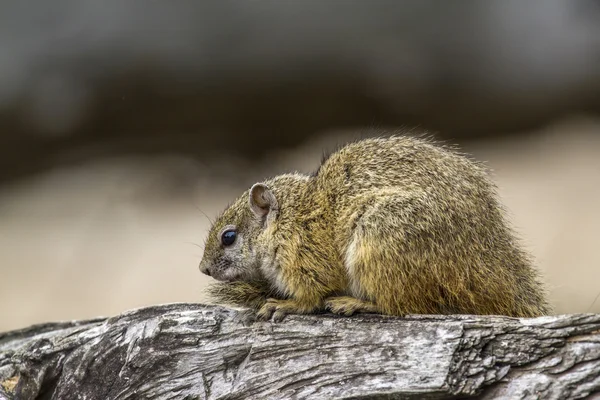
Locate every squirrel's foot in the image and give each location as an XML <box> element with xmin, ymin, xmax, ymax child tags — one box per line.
<box><xmin>256</xmin><ymin>298</ymin><xmax>316</xmax><ymax>322</ymax></box>
<box><xmin>325</xmin><ymin>296</ymin><xmax>378</xmax><ymax>316</ymax></box>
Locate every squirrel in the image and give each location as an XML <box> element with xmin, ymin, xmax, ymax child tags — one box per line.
<box><xmin>199</xmin><ymin>134</ymin><xmax>550</xmax><ymax>321</ymax></box>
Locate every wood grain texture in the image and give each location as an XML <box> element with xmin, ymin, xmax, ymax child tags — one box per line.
<box><xmin>1</xmin><ymin>304</ymin><xmax>599</xmax><ymax>399</ymax></box>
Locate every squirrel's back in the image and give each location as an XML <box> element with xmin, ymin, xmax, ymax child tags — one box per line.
<box><xmin>315</xmin><ymin>136</ymin><xmax>491</xmax><ymax>205</ymax></box>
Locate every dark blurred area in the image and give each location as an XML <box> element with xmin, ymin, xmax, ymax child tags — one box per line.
<box><xmin>2</xmin><ymin>1</ymin><xmax>600</xmax><ymax>182</ymax></box>
<box><xmin>1</xmin><ymin>1</ymin><xmax>600</xmax><ymax>330</ymax></box>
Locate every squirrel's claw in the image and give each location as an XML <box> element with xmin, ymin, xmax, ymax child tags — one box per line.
<box><xmin>256</xmin><ymin>299</ymin><xmax>279</xmax><ymax>321</ymax></box>
<box><xmin>272</xmin><ymin>310</ymin><xmax>288</xmax><ymax>322</ymax></box>
<box><xmin>257</xmin><ymin>298</ymin><xmax>315</xmax><ymax>322</ymax></box>
<box><xmin>256</xmin><ymin>298</ymin><xmax>291</xmax><ymax>322</ymax></box>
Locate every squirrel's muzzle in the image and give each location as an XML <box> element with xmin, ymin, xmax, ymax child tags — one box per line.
<box><xmin>199</xmin><ymin>261</ymin><xmax>212</xmax><ymax>277</ymax></box>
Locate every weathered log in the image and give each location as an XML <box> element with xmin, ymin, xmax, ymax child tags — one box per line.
<box><xmin>1</xmin><ymin>304</ymin><xmax>599</xmax><ymax>399</ymax></box>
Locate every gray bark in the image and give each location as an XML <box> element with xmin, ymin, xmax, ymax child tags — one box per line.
<box><xmin>1</xmin><ymin>304</ymin><xmax>599</xmax><ymax>400</ymax></box>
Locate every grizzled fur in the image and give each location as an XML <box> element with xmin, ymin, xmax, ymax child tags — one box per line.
<box><xmin>200</xmin><ymin>135</ymin><xmax>550</xmax><ymax>321</ymax></box>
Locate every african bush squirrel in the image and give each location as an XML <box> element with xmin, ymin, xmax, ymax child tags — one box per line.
<box><xmin>199</xmin><ymin>135</ymin><xmax>550</xmax><ymax>321</ymax></box>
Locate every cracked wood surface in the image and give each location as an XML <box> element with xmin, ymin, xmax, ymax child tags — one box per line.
<box><xmin>0</xmin><ymin>304</ymin><xmax>599</xmax><ymax>400</ymax></box>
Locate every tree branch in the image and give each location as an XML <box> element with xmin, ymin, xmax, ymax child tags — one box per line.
<box><xmin>1</xmin><ymin>304</ymin><xmax>599</xmax><ymax>399</ymax></box>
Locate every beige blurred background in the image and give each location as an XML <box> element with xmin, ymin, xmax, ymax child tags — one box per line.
<box><xmin>1</xmin><ymin>2</ymin><xmax>600</xmax><ymax>331</ymax></box>
<box><xmin>2</xmin><ymin>118</ymin><xmax>600</xmax><ymax>331</ymax></box>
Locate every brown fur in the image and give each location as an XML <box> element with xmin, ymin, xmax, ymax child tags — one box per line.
<box><xmin>199</xmin><ymin>134</ymin><xmax>551</xmax><ymax>321</ymax></box>
<box><xmin>206</xmin><ymin>280</ymin><xmax>276</xmax><ymax>311</ymax></box>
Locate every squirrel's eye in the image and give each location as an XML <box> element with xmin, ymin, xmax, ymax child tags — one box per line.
<box><xmin>221</xmin><ymin>230</ymin><xmax>237</xmax><ymax>246</ymax></box>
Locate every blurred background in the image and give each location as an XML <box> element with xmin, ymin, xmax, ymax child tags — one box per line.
<box><xmin>1</xmin><ymin>1</ymin><xmax>600</xmax><ymax>331</ymax></box>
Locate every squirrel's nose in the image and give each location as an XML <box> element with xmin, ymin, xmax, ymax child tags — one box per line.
<box><xmin>199</xmin><ymin>262</ymin><xmax>212</xmax><ymax>277</ymax></box>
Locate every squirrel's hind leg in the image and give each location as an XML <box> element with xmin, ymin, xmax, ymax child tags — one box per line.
<box><xmin>324</xmin><ymin>296</ymin><xmax>379</xmax><ymax>316</ymax></box>
<box><xmin>344</xmin><ymin>192</ymin><xmax>437</xmax><ymax>316</ymax></box>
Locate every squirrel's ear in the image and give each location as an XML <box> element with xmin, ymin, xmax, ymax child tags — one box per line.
<box><xmin>249</xmin><ymin>183</ymin><xmax>278</xmax><ymax>222</ymax></box>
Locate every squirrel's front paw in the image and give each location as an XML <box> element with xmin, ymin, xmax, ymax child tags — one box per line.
<box><xmin>257</xmin><ymin>298</ymin><xmax>294</xmax><ymax>322</ymax></box>
<box><xmin>256</xmin><ymin>298</ymin><xmax>316</xmax><ymax>322</ymax></box>
<box><xmin>257</xmin><ymin>298</ymin><xmax>281</xmax><ymax>321</ymax></box>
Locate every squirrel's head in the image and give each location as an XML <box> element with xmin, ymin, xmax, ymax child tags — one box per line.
<box><xmin>199</xmin><ymin>183</ymin><xmax>279</xmax><ymax>282</ymax></box>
